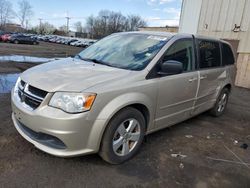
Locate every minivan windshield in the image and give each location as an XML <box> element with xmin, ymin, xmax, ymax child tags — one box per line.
<box><xmin>77</xmin><ymin>33</ymin><xmax>169</xmax><ymax>70</ymax></box>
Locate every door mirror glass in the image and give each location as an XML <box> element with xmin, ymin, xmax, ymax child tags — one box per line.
<box><xmin>160</xmin><ymin>60</ymin><xmax>183</xmax><ymax>75</ymax></box>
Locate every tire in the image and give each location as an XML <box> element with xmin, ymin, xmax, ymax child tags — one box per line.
<box><xmin>210</xmin><ymin>88</ymin><xmax>230</xmax><ymax>117</ymax></box>
<box><xmin>14</xmin><ymin>40</ymin><xmax>19</xmax><ymax>44</ymax></box>
<box><xmin>99</xmin><ymin>107</ymin><xmax>146</xmax><ymax>164</ymax></box>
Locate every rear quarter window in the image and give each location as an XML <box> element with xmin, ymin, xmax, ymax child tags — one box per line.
<box><xmin>222</xmin><ymin>43</ymin><xmax>235</xmax><ymax>65</ymax></box>
<box><xmin>198</xmin><ymin>40</ymin><xmax>221</xmax><ymax>69</ymax></box>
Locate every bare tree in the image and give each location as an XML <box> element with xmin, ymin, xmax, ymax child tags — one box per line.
<box><xmin>74</xmin><ymin>21</ymin><xmax>84</xmax><ymax>33</ymax></box>
<box><xmin>126</xmin><ymin>15</ymin><xmax>147</xmax><ymax>31</ymax></box>
<box><xmin>17</xmin><ymin>0</ymin><xmax>33</xmax><ymax>28</ymax></box>
<box><xmin>0</xmin><ymin>0</ymin><xmax>14</xmax><ymax>29</ymax></box>
<box><xmin>86</xmin><ymin>15</ymin><xmax>95</xmax><ymax>39</ymax></box>
<box><xmin>107</xmin><ymin>11</ymin><xmax>126</xmax><ymax>33</ymax></box>
<box><xmin>32</xmin><ymin>22</ymin><xmax>56</xmax><ymax>34</ymax></box>
<box><xmin>85</xmin><ymin>10</ymin><xmax>147</xmax><ymax>39</ymax></box>
<box><xmin>59</xmin><ymin>25</ymin><xmax>68</xmax><ymax>32</ymax></box>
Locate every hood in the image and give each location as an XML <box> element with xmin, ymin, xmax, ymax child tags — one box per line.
<box><xmin>21</xmin><ymin>57</ymin><xmax>131</xmax><ymax>92</ymax></box>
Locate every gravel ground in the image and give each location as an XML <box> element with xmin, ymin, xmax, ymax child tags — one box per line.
<box><xmin>0</xmin><ymin>42</ymin><xmax>250</xmax><ymax>188</ymax></box>
<box><xmin>0</xmin><ymin>42</ymin><xmax>82</xmax><ymax>73</ymax></box>
<box><xmin>0</xmin><ymin>41</ymin><xmax>82</xmax><ymax>58</ymax></box>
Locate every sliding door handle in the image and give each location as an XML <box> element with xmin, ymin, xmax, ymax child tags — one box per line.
<box><xmin>200</xmin><ymin>75</ymin><xmax>207</xmax><ymax>80</ymax></box>
<box><xmin>188</xmin><ymin>78</ymin><xmax>198</xmax><ymax>82</ymax></box>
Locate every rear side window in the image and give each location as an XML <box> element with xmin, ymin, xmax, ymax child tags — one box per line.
<box><xmin>198</xmin><ymin>40</ymin><xmax>221</xmax><ymax>69</ymax></box>
<box><xmin>222</xmin><ymin>43</ymin><xmax>235</xmax><ymax>65</ymax></box>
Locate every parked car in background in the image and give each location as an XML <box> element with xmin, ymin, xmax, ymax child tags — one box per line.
<box><xmin>66</xmin><ymin>39</ymin><xmax>78</xmax><ymax>45</ymax></box>
<box><xmin>69</xmin><ymin>40</ymin><xmax>80</xmax><ymax>46</ymax></box>
<box><xmin>9</xmin><ymin>34</ymin><xmax>39</xmax><ymax>45</ymax></box>
<box><xmin>49</xmin><ymin>36</ymin><xmax>58</xmax><ymax>43</ymax></box>
<box><xmin>75</xmin><ymin>40</ymin><xmax>87</xmax><ymax>47</ymax></box>
<box><xmin>1</xmin><ymin>33</ymin><xmax>12</xmax><ymax>42</ymax></box>
<box><xmin>0</xmin><ymin>32</ymin><xmax>96</xmax><ymax>47</ymax></box>
<box><xmin>88</xmin><ymin>41</ymin><xmax>95</xmax><ymax>45</ymax></box>
<box><xmin>0</xmin><ymin>31</ymin><xmax>7</xmax><ymax>41</ymax></box>
<box><xmin>12</xmin><ymin>32</ymin><xmax>236</xmax><ymax>164</ymax></box>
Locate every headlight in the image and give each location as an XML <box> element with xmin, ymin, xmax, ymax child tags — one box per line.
<box><xmin>49</xmin><ymin>92</ymin><xmax>96</xmax><ymax>113</ymax></box>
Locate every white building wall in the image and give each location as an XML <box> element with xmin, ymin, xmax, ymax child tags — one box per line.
<box><xmin>179</xmin><ymin>0</ymin><xmax>250</xmax><ymax>88</ymax></box>
<box><xmin>197</xmin><ymin>0</ymin><xmax>250</xmax><ymax>53</ymax></box>
<box><xmin>179</xmin><ymin>0</ymin><xmax>203</xmax><ymax>34</ymax></box>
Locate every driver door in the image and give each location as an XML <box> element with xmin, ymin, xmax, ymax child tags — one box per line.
<box><xmin>155</xmin><ymin>38</ymin><xmax>199</xmax><ymax>128</ymax></box>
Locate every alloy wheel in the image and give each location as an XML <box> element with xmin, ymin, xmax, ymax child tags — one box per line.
<box><xmin>112</xmin><ymin>118</ymin><xmax>141</xmax><ymax>156</ymax></box>
<box><xmin>217</xmin><ymin>93</ymin><xmax>228</xmax><ymax>112</ymax></box>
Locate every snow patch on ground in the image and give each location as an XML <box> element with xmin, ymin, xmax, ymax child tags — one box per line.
<box><xmin>0</xmin><ymin>55</ymin><xmax>62</xmax><ymax>63</ymax></box>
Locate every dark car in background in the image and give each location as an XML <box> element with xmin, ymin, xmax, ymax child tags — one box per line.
<box><xmin>1</xmin><ymin>31</ymin><xmax>96</xmax><ymax>47</ymax></box>
<box><xmin>66</xmin><ymin>39</ymin><xmax>78</xmax><ymax>45</ymax></box>
<box><xmin>9</xmin><ymin>34</ymin><xmax>39</xmax><ymax>45</ymax></box>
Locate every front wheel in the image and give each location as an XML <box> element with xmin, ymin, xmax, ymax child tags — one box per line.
<box><xmin>210</xmin><ymin>88</ymin><xmax>229</xmax><ymax>117</ymax></box>
<box><xmin>99</xmin><ymin>107</ymin><xmax>146</xmax><ymax>164</ymax></box>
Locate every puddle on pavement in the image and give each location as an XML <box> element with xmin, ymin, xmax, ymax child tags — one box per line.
<box><xmin>0</xmin><ymin>73</ymin><xmax>20</xmax><ymax>93</ymax></box>
<box><xmin>0</xmin><ymin>55</ymin><xmax>61</xmax><ymax>64</ymax></box>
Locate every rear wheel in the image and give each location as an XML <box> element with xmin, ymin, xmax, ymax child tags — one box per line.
<box><xmin>210</xmin><ymin>88</ymin><xmax>229</xmax><ymax>117</ymax></box>
<box><xmin>99</xmin><ymin>107</ymin><xmax>146</xmax><ymax>164</ymax></box>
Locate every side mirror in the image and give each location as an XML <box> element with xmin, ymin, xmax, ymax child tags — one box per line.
<box><xmin>159</xmin><ymin>60</ymin><xmax>183</xmax><ymax>76</ymax></box>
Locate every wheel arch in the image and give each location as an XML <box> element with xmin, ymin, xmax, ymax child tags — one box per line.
<box><xmin>97</xmin><ymin>103</ymin><xmax>150</xmax><ymax>153</ymax></box>
<box><xmin>126</xmin><ymin>103</ymin><xmax>150</xmax><ymax>129</ymax></box>
<box><xmin>224</xmin><ymin>83</ymin><xmax>232</xmax><ymax>92</ymax></box>
<box><xmin>87</xmin><ymin>92</ymin><xmax>154</xmax><ymax>152</ymax></box>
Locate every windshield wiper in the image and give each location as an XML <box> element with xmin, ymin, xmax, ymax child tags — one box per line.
<box><xmin>89</xmin><ymin>58</ymin><xmax>110</xmax><ymax>66</ymax></box>
<box><xmin>74</xmin><ymin>54</ymin><xmax>86</xmax><ymax>61</ymax></box>
<box><xmin>75</xmin><ymin>55</ymin><xmax>97</xmax><ymax>63</ymax></box>
<box><xmin>75</xmin><ymin>55</ymin><xmax>116</xmax><ymax>68</ymax></box>
<box><xmin>80</xmin><ymin>57</ymin><xmax>113</xmax><ymax>67</ymax></box>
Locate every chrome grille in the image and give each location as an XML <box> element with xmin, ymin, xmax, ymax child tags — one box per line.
<box><xmin>18</xmin><ymin>80</ymin><xmax>48</xmax><ymax>110</ymax></box>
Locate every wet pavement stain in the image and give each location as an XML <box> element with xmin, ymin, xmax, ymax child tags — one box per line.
<box><xmin>0</xmin><ymin>73</ymin><xmax>19</xmax><ymax>93</ymax></box>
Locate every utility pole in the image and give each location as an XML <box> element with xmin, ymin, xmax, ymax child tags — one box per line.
<box><xmin>38</xmin><ymin>18</ymin><xmax>42</xmax><ymax>34</ymax></box>
<box><xmin>66</xmin><ymin>16</ymin><xmax>70</xmax><ymax>34</ymax></box>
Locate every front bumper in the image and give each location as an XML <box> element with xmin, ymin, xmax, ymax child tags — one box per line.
<box><xmin>11</xmin><ymin>89</ymin><xmax>106</xmax><ymax>157</ymax></box>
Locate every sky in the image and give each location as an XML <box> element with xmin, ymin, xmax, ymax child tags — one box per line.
<box><xmin>10</xmin><ymin>0</ymin><xmax>182</xmax><ymax>29</ymax></box>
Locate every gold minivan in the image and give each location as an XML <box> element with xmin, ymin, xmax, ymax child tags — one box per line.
<box><xmin>12</xmin><ymin>32</ymin><xmax>236</xmax><ymax>164</ymax></box>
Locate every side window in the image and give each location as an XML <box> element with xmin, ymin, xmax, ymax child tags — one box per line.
<box><xmin>222</xmin><ymin>43</ymin><xmax>235</xmax><ymax>65</ymax></box>
<box><xmin>162</xmin><ymin>39</ymin><xmax>194</xmax><ymax>72</ymax></box>
<box><xmin>198</xmin><ymin>40</ymin><xmax>221</xmax><ymax>68</ymax></box>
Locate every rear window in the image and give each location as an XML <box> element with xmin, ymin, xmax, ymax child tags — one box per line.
<box><xmin>198</xmin><ymin>40</ymin><xmax>221</xmax><ymax>69</ymax></box>
<box><xmin>222</xmin><ymin>43</ymin><xmax>235</xmax><ymax>65</ymax></box>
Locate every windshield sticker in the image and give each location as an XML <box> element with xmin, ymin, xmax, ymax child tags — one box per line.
<box><xmin>147</xmin><ymin>35</ymin><xmax>168</xmax><ymax>41</ymax></box>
